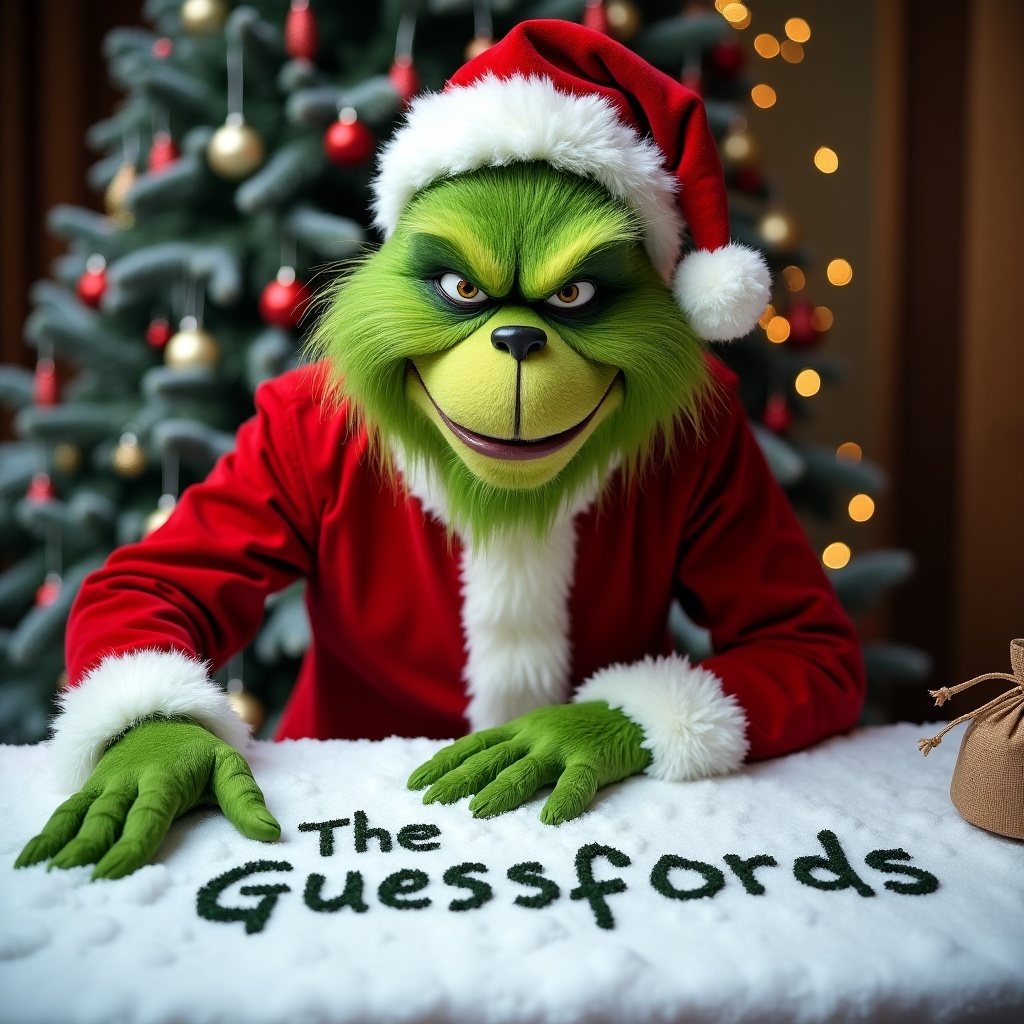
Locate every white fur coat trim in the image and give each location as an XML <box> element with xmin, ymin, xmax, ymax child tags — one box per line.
<box><xmin>50</xmin><ymin>648</ymin><xmax>250</xmax><ymax>789</ymax></box>
<box><xmin>371</xmin><ymin>73</ymin><xmax>683</xmax><ymax>280</ymax></box>
<box><xmin>574</xmin><ymin>653</ymin><xmax>748</xmax><ymax>781</ymax></box>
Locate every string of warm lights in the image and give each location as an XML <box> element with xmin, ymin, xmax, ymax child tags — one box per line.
<box><xmin>714</xmin><ymin>1</ymin><xmax>867</xmax><ymax>571</ymax></box>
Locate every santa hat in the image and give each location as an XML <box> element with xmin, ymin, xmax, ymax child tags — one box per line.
<box><xmin>371</xmin><ymin>19</ymin><xmax>770</xmax><ymax>342</ymax></box>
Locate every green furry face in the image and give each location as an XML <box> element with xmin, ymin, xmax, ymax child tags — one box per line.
<box><xmin>309</xmin><ymin>163</ymin><xmax>709</xmax><ymax>540</ymax></box>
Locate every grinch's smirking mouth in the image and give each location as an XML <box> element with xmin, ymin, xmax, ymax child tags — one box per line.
<box><xmin>411</xmin><ymin>365</ymin><xmax>621</xmax><ymax>462</ymax></box>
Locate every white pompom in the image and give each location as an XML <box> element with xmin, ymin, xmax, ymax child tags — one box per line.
<box><xmin>673</xmin><ymin>243</ymin><xmax>772</xmax><ymax>342</ymax></box>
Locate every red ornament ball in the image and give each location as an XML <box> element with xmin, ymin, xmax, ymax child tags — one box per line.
<box><xmin>36</xmin><ymin>576</ymin><xmax>61</xmax><ymax>608</ymax></box>
<box><xmin>148</xmin><ymin>132</ymin><xmax>179</xmax><ymax>173</ymax></box>
<box><xmin>284</xmin><ymin>0</ymin><xmax>318</xmax><ymax>62</ymax></box>
<box><xmin>709</xmin><ymin>40</ymin><xmax>745</xmax><ymax>79</ymax></box>
<box><xmin>259</xmin><ymin>269</ymin><xmax>313</xmax><ymax>328</ymax></box>
<box><xmin>146</xmin><ymin>317</ymin><xmax>174</xmax><ymax>348</ymax></box>
<box><xmin>734</xmin><ymin>166</ymin><xmax>765</xmax><ymax>194</ymax></box>
<box><xmin>582</xmin><ymin>0</ymin><xmax>610</xmax><ymax>34</ymax></box>
<box><xmin>27</xmin><ymin>473</ymin><xmax>56</xmax><ymax>503</ymax></box>
<box><xmin>152</xmin><ymin>37</ymin><xmax>173</xmax><ymax>59</ymax></box>
<box><xmin>762</xmin><ymin>394</ymin><xmax>793</xmax><ymax>434</ymax></box>
<box><xmin>786</xmin><ymin>297</ymin><xmax>821</xmax><ymax>348</ymax></box>
<box><xmin>76</xmin><ymin>266</ymin><xmax>107</xmax><ymax>308</ymax></box>
<box><xmin>34</xmin><ymin>358</ymin><xmax>59</xmax><ymax>406</ymax></box>
<box><xmin>389</xmin><ymin>56</ymin><xmax>420</xmax><ymax>109</ymax></box>
<box><xmin>324</xmin><ymin>115</ymin><xmax>375</xmax><ymax>168</ymax></box>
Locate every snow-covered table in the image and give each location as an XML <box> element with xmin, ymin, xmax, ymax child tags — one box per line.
<box><xmin>1</xmin><ymin>725</ymin><xmax>1022</xmax><ymax>1024</ymax></box>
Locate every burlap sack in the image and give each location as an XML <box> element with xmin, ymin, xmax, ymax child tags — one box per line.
<box><xmin>919</xmin><ymin>639</ymin><xmax>1024</xmax><ymax>840</ymax></box>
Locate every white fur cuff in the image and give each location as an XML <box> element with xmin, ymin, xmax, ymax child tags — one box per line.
<box><xmin>51</xmin><ymin>648</ymin><xmax>250</xmax><ymax>789</ymax></box>
<box><xmin>574</xmin><ymin>654</ymin><xmax>748</xmax><ymax>781</ymax></box>
<box><xmin>672</xmin><ymin>243</ymin><xmax>771</xmax><ymax>342</ymax></box>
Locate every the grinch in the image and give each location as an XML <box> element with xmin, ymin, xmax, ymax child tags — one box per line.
<box><xmin>16</xmin><ymin>21</ymin><xmax>864</xmax><ymax>881</ymax></box>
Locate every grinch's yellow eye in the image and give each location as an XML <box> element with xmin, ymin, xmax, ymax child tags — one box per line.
<box><xmin>545</xmin><ymin>280</ymin><xmax>596</xmax><ymax>309</ymax></box>
<box><xmin>437</xmin><ymin>272</ymin><xmax>489</xmax><ymax>307</ymax></box>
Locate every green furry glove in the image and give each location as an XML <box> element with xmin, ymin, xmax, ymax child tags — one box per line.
<box><xmin>408</xmin><ymin>701</ymin><xmax>651</xmax><ymax>824</ymax></box>
<box><xmin>15</xmin><ymin>719</ymin><xmax>279</xmax><ymax>880</ymax></box>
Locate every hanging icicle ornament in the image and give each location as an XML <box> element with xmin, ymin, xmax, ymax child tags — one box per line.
<box><xmin>762</xmin><ymin>394</ymin><xmax>794</xmax><ymax>435</ymax></box>
<box><xmin>208</xmin><ymin>34</ymin><xmax>264</xmax><ymax>180</ymax></box>
<box><xmin>259</xmin><ymin>266</ymin><xmax>313</xmax><ymax>328</ymax></box>
<box><xmin>324</xmin><ymin>107</ymin><xmax>374</xmax><ymax>167</ymax></box>
<box><xmin>582</xmin><ymin>0</ymin><xmax>611</xmax><ymax>34</ymax></box>
<box><xmin>146</xmin><ymin>317</ymin><xmax>173</xmax><ymax>349</ymax></box>
<box><xmin>76</xmin><ymin>254</ymin><xmax>107</xmax><ymax>309</ymax></box>
<box><xmin>166</xmin><ymin>316</ymin><xmax>219</xmax><ymax>368</ymax></box>
<box><xmin>180</xmin><ymin>0</ymin><xmax>227</xmax><ymax>35</ymax></box>
<box><xmin>34</xmin><ymin>357</ymin><xmax>59</xmax><ymax>407</ymax></box>
<box><xmin>148</xmin><ymin>131</ymin><xmax>179</xmax><ymax>174</ymax></box>
<box><xmin>389</xmin><ymin>12</ymin><xmax>419</xmax><ymax>109</ymax></box>
<box><xmin>112</xmin><ymin>430</ymin><xmax>148</xmax><ymax>478</ymax></box>
<box><xmin>26</xmin><ymin>473</ymin><xmax>56</xmax><ymax>504</ymax></box>
<box><xmin>284</xmin><ymin>0</ymin><xmax>318</xmax><ymax>62</ymax></box>
<box><xmin>35</xmin><ymin>572</ymin><xmax>62</xmax><ymax>609</ymax></box>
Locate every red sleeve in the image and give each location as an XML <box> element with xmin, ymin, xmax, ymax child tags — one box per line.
<box><xmin>65</xmin><ymin>370</ymin><xmax>325</xmax><ymax>684</ymax></box>
<box><xmin>675</xmin><ymin>370</ymin><xmax>866</xmax><ymax>760</ymax></box>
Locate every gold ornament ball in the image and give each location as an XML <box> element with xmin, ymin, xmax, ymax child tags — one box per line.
<box><xmin>144</xmin><ymin>505</ymin><xmax>175</xmax><ymax>537</ymax></box>
<box><xmin>181</xmin><ymin>0</ymin><xmax>228</xmax><ymax>35</ymax></box>
<box><xmin>112</xmin><ymin>439</ymin><xmax>147</xmax><ymax>478</ymax></box>
<box><xmin>53</xmin><ymin>443</ymin><xmax>82</xmax><ymax>474</ymax></box>
<box><xmin>721</xmin><ymin>127</ymin><xmax>761</xmax><ymax>169</ymax></box>
<box><xmin>465</xmin><ymin>35</ymin><xmax>494</xmax><ymax>61</ymax></box>
<box><xmin>207</xmin><ymin>119</ymin><xmax>265</xmax><ymax>181</ymax></box>
<box><xmin>105</xmin><ymin>162</ymin><xmax>137</xmax><ymax>229</ymax></box>
<box><xmin>229</xmin><ymin>690</ymin><xmax>266</xmax><ymax>732</ymax></box>
<box><xmin>165</xmin><ymin>327</ymin><xmax>220</xmax><ymax>368</ymax></box>
<box><xmin>607</xmin><ymin>0</ymin><xmax>642</xmax><ymax>40</ymax></box>
<box><xmin>758</xmin><ymin>210</ymin><xmax>801</xmax><ymax>253</ymax></box>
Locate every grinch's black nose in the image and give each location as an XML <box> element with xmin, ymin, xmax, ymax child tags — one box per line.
<box><xmin>491</xmin><ymin>325</ymin><xmax>547</xmax><ymax>362</ymax></box>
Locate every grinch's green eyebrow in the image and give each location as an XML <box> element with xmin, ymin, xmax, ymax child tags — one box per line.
<box><xmin>405</xmin><ymin>231</ymin><xmax>508</xmax><ymax>297</ymax></box>
<box><xmin>521</xmin><ymin>237</ymin><xmax>639</xmax><ymax>300</ymax></box>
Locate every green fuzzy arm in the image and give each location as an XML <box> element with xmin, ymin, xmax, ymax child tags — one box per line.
<box><xmin>15</xmin><ymin>719</ymin><xmax>279</xmax><ymax>880</ymax></box>
<box><xmin>408</xmin><ymin>702</ymin><xmax>651</xmax><ymax>825</ymax></box>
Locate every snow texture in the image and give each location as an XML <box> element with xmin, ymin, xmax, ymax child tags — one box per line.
<box><xmin>1</xmin><ymin>725</ymin><xmax>1022</xmax><ymax>1024</ymax></box>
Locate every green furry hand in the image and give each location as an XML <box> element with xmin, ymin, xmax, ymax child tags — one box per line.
<box><xmin>14</xmin><ymin>719</ymin><xmax>279</xmax><ymax>880</ymax></box>
<box><xmin>408</xmin><ymin>701</ymin><xmax>651</xmax><ymax>824</ymax></box>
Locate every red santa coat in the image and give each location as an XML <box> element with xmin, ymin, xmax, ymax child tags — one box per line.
<box><xmin>54</xmin><ymin>359</ymin><xmax>864</xmax><ymax>789</ymax></box>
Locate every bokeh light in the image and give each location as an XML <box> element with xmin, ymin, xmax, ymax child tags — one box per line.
<box><xmin>827</xmin><ymin>259</ymin><xmax>853</xmax><ymax>286</ymax></box>
<box><xmin>848</xmin><ymin>494</ymin><xmax>876</xmax><ymax>522</ymax></box>
<box><xmin>751</xmin><ymin>84</ymin><xmax>777</xmax><ymax>109</ymax></box>
<box><xmin>794</xmin><ymin>368</ymin><xmax>821</xmax><ymax>396</ymax></box>
<box><xmin>754</xmin><ymin>33</ymin><xmax>780</xmax><ymax>58</ymax></box>
<box><xmin>814</xmin><ymin>146</ymin><xmax>839</xmax><ymax>173</ymax></box>
<box><xmin>782</xmin><ymin>266</ymin><xmax>806</xmax><ymax>292</ymax></box>
<box><xmin>785</xmin><ymin>17</ymin><xmax>811</xmax><ymax>43</ymax></box>
<box><xmin>823</xmin><ymin>542</ymin><xmax>851</xmax><ymax>569</ymax></box>
<box><xmin>836</xmin><ymin>442</ymin><xmax>863</xmax><ymax>462</ymax></box>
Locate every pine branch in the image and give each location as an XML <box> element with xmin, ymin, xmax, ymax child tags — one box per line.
<box><xmin>152</xmin><ymin>419</ymin><xmax>236</xmax><ymax>473</ymax></box>
<box><xmin>0</xmin><ymin>443</ymin><xmax>38</xmax><ymax>498</ymax></box>
<box><xmin>287</xmin><ymin>206</ymin><xmax>366</xmax><ymax>259</ymax></box>
<box><xmin>107</xmin><ymin>242</ymin><xmax>244</xmax><ymax>306</ymax></box>
<box><xmin>236</xmin><ymin>139</ymin><xmax>326</xmax><ymax>214</ymax></box>
<box><xmin>287</xmin><ymin>77</ymin><xmax>400</xmax><ymax>129</ymax></box>
<box><xmin>829</xmin><ymin>551</ymin><xmax>916</xmax><ymax>612</ymax></box>
<box><xmin>0</xmin><ymin>369</ymin><xmax>36</xmax><ymax>412</ymax></box>
<box><xmin>14</xmin><ymin>403</ymin><xmax>141</xmax><ymax>447</ymax></box>
<box><xmin>750</xmin><ymin>424</ymin><xmax>806</xmax><ymax>486</ymax></box>
<box><xmin>227</xmin><ymin>6</ymin><xmax>286</xmax><ymax>74</ymax></box>
<box><xmin>46</xmin><ymin>206</ymin><xmax>118</xmax><ymax>248</ymax></box>
<box><xmin>0</xmin><ymin>552</ymin><xmax>48</xmax><ymax>618</ymax></box>
<box><xmin>125</xmin><ymin>154</ymin><xmax>210</xmax><ymax>216</ymax></box>
<box><xmin>796</xmin><ymin>443</ymin><xmax>887</xmax><ymax>494</ymax></box>
<box><xmin>246</xmin><ymin>328</ymin><xmax>295</xmax><ymax>390</ymax></box>
<box><xmin>24</xmin><ymin>306</ymin><xmax>153</xmax><ymax>374</ymax></box>
<box><xmin>6</xmin><ymin>556</ymin><xmax>108</xmax><ymax>668</ymax></box>
<box><xmin>633</xmin><ymin>13</ymin><xmax>726</xmax><ymax>66</ymax></box>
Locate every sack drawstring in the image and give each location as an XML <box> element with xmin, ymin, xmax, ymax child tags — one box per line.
<box><xmin>918</xmin><ymin>670</ymin><xmax>1022</xmax><ymax>756</ymax></box>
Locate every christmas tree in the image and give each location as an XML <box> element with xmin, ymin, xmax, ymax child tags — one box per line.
<box><xmin>0</xmin><ymin>0</ymin><xmax>923</xmax><ymax>744</ymax></box>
